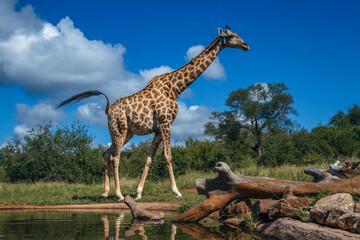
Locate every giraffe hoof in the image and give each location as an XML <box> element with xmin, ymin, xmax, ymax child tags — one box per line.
<box><xmin>175</xmin><ymin>193</ymin><xmax>183</xmax><ymax>199</ymax></box>
<box><xmin>101</xmin><ymin>193</ymin><xmax>108</xmax><ymax>198</ymax></box>
<box><xmin>116</xmin><ymin>194</ymin><xmax>125</xmax><ymax>201</ymax></box>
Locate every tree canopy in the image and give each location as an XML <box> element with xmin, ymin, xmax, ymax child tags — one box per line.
<box><xmin>330</xmin><ymin>104</ymin><xmax>360</xmax><ymax>127</ymax></box>
<box><xmin>205</xmin><ymin>82</ymin><xmax>297</xmax><ymax>156</ymax></box>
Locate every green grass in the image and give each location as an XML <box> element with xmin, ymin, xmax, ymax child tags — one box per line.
<box><xmin>0</xmin><ymin>163</ymin><xmax>335</xmax><ymax>207</ymax></box>
<box><xmin>0</xmin><ymin>171</ymin><xmax>214</xmax><ymax>206</ymax></box>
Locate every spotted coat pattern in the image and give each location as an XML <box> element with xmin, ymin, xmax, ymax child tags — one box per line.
<box><xmin>101</xmin><ymin>27</ymin><xmax>249</xmax><ymax>200</ymax></box>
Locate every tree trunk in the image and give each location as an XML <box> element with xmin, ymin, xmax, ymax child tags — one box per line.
<box><xmin>172</xmin><ymin>162</ymin><xmax>360</xmax><ymax>222</ymax></box>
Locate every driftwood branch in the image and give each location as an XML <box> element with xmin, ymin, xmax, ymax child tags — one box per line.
<box><xmin>173</xmin><ymin>162</ymin><xmax>360</xmax><ymax>222</ymax></box>
<box><xmin>124</xmin><ymin>195</ymin><xmax>164</xmax><ymax>220</ymax></box>
<box><xmin>305</xmin><ymin>161</ymin><xmax>360</xmax><ymax>182</ymax></box>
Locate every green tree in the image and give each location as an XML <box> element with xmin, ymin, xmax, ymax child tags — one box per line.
<box><xmin>0</xmin><ymin>122</ymin><xmax>104</xmax><ymax>183</ymax></box>
<box><xmin>330</xmin><ymin>104</ymin><xmax>360</xmax><ymax>127</ymax></box>
<box><xmin>205</xmin><ymin>82</ymin><xmax>297</xmax><ymax>157</ymax></box>
<box><xmin>349</xmin><ymin>104</ymin><xmax>360</xmax><ymax>126</ymax></box>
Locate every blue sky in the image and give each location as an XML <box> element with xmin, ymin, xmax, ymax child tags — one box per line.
<box><xmin>0</xmin><ymin>0</ymin><xmax>359</xmax><ymax>146</ymax></box>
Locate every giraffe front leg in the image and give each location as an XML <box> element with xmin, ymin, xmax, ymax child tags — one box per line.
<box><xmin>160</xmin><ymin>124</ymin><xmax>182</xmax><ymax>198</ymax></box>
<box><xmin>136</xmin><ymin>133</ymin><xmax>162</xmax><ymax>200</ymax></box>
<box><xmin>101</xmin><ymin>148</ymin><xmax>111</xmax><ymax>198</ymax></box>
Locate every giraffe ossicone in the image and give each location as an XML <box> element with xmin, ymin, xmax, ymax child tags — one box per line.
<box><xmin>57</xmin><ymin>26</ymin><xmax>249</xmax><ymax>201</ymax></box>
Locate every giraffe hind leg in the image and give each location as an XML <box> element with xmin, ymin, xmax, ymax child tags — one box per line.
<box><xmin>105</xmin><ymin>115</ymin><xmax>128</xmax><ymax>201</ymax></box>
<box><xmin>111</xmin><ymin>133</ymin><xmax>127</xmax><ymax>201</ymax></box>
<box><xmin>101</xmin><ymin>147</ymin><xmax>112</xmax><ymax>198</ymax></box>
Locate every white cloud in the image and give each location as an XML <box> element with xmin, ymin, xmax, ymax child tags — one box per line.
<box><xmin>171</xmin><ymin>101</ymin><xmax>211</xmax><ymax>144</ymax></box>
<box><xmin>13</xmin><ymin>124</ymin><xmax>30</xmax><ymax>140</ymax></box>
<box><xmin>0</xmin><ymin>1</ymin><xmax>145</xmax><ymax>101</ymax></box>
<box><xmin>16</xmin><ymin>103</ymin><xmax>65</xmax><ymax>126</ymax></box>
<box><xmin>139</xmin><ymin>65</ymin><xmax>174</xmax><ymax>81</ymax></box>
<box><xmin>0</xmin><ymin>0</ymin><xmax>216</xmax><ymax>146</ymax></box>
<box><xmin>76</xmin><ymin>102</ymin><xmax>107</xmax><ymax>128</ymax></box>
<box><xmin>13</xmin><ymin>103</ymin><xmax>65</xmax><ymax>141</ymax></box>
<box><xmin>185</xmin><ymin>45</ymin><xmax>226</xmax><ymax>80</ymax></box>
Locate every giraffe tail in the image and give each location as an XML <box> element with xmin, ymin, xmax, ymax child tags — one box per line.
<box><xmin>56</xmin><ymin>90</ymin><xmax>110</xmax><ymax>114</ymax></box>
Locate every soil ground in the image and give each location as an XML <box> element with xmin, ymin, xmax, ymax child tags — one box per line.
<box><xmin>0</xmin><ymin>201</ymin><xmax>180</xmax><ymax>211</ymax></box>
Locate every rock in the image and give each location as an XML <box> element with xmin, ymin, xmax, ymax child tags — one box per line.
<box><xmin>219</xmin><ymin>204</ymin><xmax>232</xmax><ymax>219</ymax></box>
<box><xmin>356</xmin><ymin>221</ymin><xmax>360</xmax><ymax>233</ymax></box>
<box><xmin>256</xmin><ymin>217</ymin><xmax>360</xmax><ymax>240</ymax></box>
<box><xmin>268</xmin><ymin>202</ymin><xmax>310</xmax><ymax>221</ymax></box>
<box><xmin>267</xmin><ymin>196</ymin><xmax>311</xmax><ymax>221</ymax></box>
<box><xmin>219</xmin><ymin>199</ymin><xmax>252</xmax><ymax>219</ymax></box>
<box><xmin>337</xmin><ymin>213</ymin><xmax>360</xmax><ymax>231</ymax></box>
<box><xmin>208</xmin><ymin>210</ymin><xmax>220</xmax><ymax>220</ymax></box>
<box><xmin>124</xmin><ymin>195</ymin><xmax>164</xmax><ymax>220</ymax></box>
<box><xmin>252</xmin><ymin>199</ymin><xmax>278</xmax><ymax>219</ymax></box>
<box><xmin>355</xmin><ymin>203</ymin><xmax>360</xmax><ymax>213</ymax></box>
<box><xmin>233</xmin><ymin>199</ymin><xmax>252</xmax><ymax>215</ymax></box>
<box><xmin>326</xmin><ymin>210</ymin><xmax>342</xmax><ymax>227</ymax></box>
<box><xmin>340</xmin><ymin>161</ymin><xmax>360</xmax><ymax>177</ymax></box>
<box><xmin>285</xmin><ymin>196</ymin><xmax>311</xmax><ymax>209</ymax></box>
<box><xmin>310</xmin><ymin>193</ymin><xmax>354</xmax><ymax>226</ymax></box>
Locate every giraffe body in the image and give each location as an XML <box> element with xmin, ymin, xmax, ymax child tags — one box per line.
<box><xmin>57</xmin><ymin>26</ymin><xmax>249</xmax><ymax>200</ymax></box>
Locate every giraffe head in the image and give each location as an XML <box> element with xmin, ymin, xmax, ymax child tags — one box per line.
<box><xmin>218</xmin><ymin>26</ymin><xmax>250</xmax><ymax>51</ymax></box>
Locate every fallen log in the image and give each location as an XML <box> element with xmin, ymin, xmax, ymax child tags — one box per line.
<box><xmin>305</xmin><ymin>161</ymin><xmax>360</xmax><ymax>182</ymax></box>
<box><xmin>172</xmin><ymin>162</ymin><xmax>360</xmax><ymax>222</ymax></box>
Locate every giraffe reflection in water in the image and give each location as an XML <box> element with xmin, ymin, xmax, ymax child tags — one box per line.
<box><xmin>101</xmin><ymin>212</ymin><xmax>173</xmax><ymax>240</ymax></box>
<box><xmin>100</xmin><ymin>211</ymin><xmax>258</xmax><ymax>240</ymax></box>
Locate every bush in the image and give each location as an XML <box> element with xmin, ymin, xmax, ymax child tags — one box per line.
<box><xmin>0</xmin><ymin>122</ymin><xmax>104</xmax><ymax>184</ymax></box>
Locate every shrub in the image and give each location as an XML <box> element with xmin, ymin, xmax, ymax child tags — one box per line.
<box><xmin>0</xmin><ymin>122</ymin><xmax>104</xmax><ymax>184</ymax></box>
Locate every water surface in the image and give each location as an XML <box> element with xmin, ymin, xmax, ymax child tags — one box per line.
<box><xmin>0</xmin><ymin>210</ymin><xmax>257</xmax><ymax>239</ymax></box>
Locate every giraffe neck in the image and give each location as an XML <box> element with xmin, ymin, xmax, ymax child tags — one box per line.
<box><xmin>170</xmin><ymin>36</ymin><xmax>224</xmax><ymax>98</ymax></box>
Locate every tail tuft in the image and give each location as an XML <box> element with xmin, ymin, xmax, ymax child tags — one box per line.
<box><xmin>57</xmin><ymin>90</ymin><xmax>110</xmax><ymax>114</ymax></box>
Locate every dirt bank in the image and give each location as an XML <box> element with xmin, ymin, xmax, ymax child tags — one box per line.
<box><xmin>0</xmin><ymin>201</ymin><xmax>179</xmax><ymax>211</ymax></box>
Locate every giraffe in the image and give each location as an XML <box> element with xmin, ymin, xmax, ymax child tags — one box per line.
<box><xmin>57</xmin><ymin>26</ymin><xmax>249</xmax><ymax>200</ymax></box>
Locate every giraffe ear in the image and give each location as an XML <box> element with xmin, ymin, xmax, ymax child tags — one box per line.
<box><xmin>218</xmin><ymin>27</ymin><xmax>226</xmax><ymax>37</ymax></box>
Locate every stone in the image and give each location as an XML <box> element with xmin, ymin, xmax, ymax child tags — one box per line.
<box><xmin>355</xmin><ymin>203</ymin><xmax>360</xmax><ymax>213</ymax></box>
<box><xmin>265</xmin><ymin>195</ymin><xmax>311</xmax><ymax>221</ymax></box>
<box><xmin>219</xmin><ymin>203</ymin><xmax>233</xmax><ymax>219</ymax></box>
<box><xmin>326</xmin><ymin>210</ymin><xmax>342</xmax><ymax>228</ymax></box>
<box><xmin>309</xmin><ymin>193</ymin><xmax>354</xmax><ymax>225</ymax></box>
<box><xmin>252</xmin><ymin>199</ymin><xmax>278</xmax><ymax>219</ymax></box>
<box><xmin>356</xmin><ymin>221</ymin><xmax>360</xmax><ymax>233</ymax></box>
<box><xmin>268</xmin><ymin>201</ymin><xmax>309</xmax><ymax>221</ymax></box>
<box><xmin>337</xmin><ymin>213</ymin><xmax>360</xmax><ymax>231</ymax></box>
<box><xmin>233</xmin><ymin>199</ymin><xmax>252</xmax><ymax>213</ymax></box>
<box><xmin>256</xmin><ymin>217</ymin><xmax>360</xmax><ymax>240</ymax></box>
<box><xmin>219</xmin><ymin>199</ymin><xmax>252</xmax><ymax>219</ymax></box>
<box><xmin>285</xmin><ymin>196</ymin><xmax>311</xmax><ymax>209</ymax></box>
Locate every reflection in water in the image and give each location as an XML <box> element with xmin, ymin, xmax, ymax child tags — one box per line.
<box><xmin>101</xmin><ymin>212</ymin><xmax>125</xmax><ymax>240</ymax></box>
<box><xmin>0</xmin><ymin>210</ymin><xmax>262</xmax><ymax>239</ymax></box>
<box><xmin>174</xmin><ymin>222</ymin><xmax>224</xmax><ymax>240</ymax></box>
<box><xmin>124</xmin><ymin>218</ymin><xmax>164</xmax><ymax>237</ymax></box>
<box><xmin>174</xmin><ymin>221</ymin><xmax>259</xmax><ymax>240</ymax></box>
